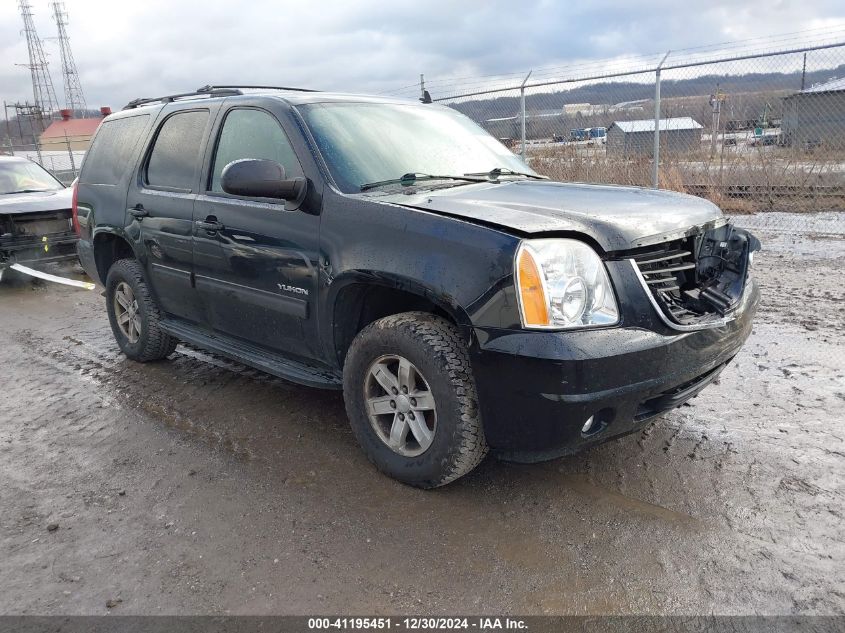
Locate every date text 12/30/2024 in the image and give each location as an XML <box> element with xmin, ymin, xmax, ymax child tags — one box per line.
<box><xmin>307</xmin><ymin>617</ymin><xmax>528</xmax><ymax>630</ymax></box>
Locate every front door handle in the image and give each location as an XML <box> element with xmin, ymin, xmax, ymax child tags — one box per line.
<box><xmin>195</xmin><ymin>218</ymin><xmax>224</xmax><ymax>232</ymax></box>
<box><xmin>128</xmin><ymin>204</ymin><xmax>148</xmax><ymax>219</ymax></box>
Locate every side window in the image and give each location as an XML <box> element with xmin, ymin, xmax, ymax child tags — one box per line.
<box><xmin>146</xmin><ymin>110</ymin><xmax>208</xmax><ymax>191</ymax></box>
<box><xmin>80</xmin><ymin>114</ymin><xmax>149</xmax><ymax>186</ymax></box>
<box><xmin>210</xmin><ymin>108</ymin><xmax>302</xmax><ymax>192</ymax></box>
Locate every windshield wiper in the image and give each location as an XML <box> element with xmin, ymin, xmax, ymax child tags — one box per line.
<box><xmin>464</xmin><ymin>167</ymin><xmax>547</xmax><ymax>180</ymax></box>
<box><xmin>360</xmin><ymin>172</ymin><xmax>488</xmax><ymax>192</ymax></box>
<box><xmin>3</xmin><ymin>188</ymin><xmax>54</xmax><ymax>194</ymax></box>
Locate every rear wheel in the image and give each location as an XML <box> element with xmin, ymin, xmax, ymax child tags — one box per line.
<box><xmin>105</xmin><ymin>258</ymin><xmax>177</xmax><ymax>362</ymax></box>
<box><xmin>343</xmin><ymin>312</ymin><xmax>487</xmax><ymax>488</ymax></box>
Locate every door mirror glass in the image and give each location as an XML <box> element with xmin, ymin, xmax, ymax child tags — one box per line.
<box><xmin>220</xmin><ymin>159</ymin><xmax>306</xmax><ymax>204</ymax></box>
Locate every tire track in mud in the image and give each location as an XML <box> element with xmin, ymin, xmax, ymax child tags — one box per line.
<box><xmin>11</xmin><ymin>326</ymin><xmax>341</xmax><ymax>463</ymax></box>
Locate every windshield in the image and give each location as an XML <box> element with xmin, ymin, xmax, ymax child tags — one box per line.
<box><xmin>0</xmin><ymin>160</ymin><xmax>64</xmax><ymax>194</ymax></box>
<box><xmin>298</xmin><ymin>102</ymin><xmax>537</xmax><ymax>193</ymax></box>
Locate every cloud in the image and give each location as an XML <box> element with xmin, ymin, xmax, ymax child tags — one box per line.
<box><xmin>0</xmin><ymin>0</ymin><xmax>843</xmax><ymax>112</ymax></box>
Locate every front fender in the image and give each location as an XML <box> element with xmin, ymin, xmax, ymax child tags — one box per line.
<box><xmin>319</xmin><ymin>270</ymin><xmax>477</xmax><ymax>367</ymax></box>
<box><xmin>318</xmin><ymin>191</ymin><xmax>524</xmax><ymax>365</ymax></box>
<box><xmin>328</xmin><ymin>270</ymin><xmax>473</xmax><ymax>326</ymax></box>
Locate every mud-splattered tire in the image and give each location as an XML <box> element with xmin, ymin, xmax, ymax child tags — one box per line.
<box><xmin>343</xmin><ymin>312</ymin><xmax>487</xmax><ymax>488</ymax></box>
<box><xmin>105</xmin><ymin>258</ymin><xmax>177</xmax><ymax>362</ymax></box>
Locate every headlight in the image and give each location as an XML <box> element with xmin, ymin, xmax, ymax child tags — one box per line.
<box><xmin>515</xmin><ymin>238</ymin><xmax>619</xmax><ymax>329</ymax></box>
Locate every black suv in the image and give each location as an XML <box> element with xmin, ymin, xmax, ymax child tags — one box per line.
<box><xmin>75</xmin><ymin>85</ymin><xmax>760</xmax><ymax>488</ymax></box>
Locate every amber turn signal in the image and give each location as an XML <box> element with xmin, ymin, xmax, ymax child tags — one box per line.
<box><xmin>517</xmin><ymin>247</ymin><xmax>550</xmax><ymax>327</ymax></box>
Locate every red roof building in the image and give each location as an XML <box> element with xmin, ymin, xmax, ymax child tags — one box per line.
<box><xmin>39</xmin><ymin>108</ymin><xmax>110</xmax><ymax>151</ymax></box>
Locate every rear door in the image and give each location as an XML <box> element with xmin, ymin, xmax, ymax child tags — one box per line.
<box><xmin>126</xmin><ymin>108</ymin><xmax>215</xmax><ymax>323</ymax></box>
<box><xmin>192</xmin><ymin>105</ymin><xmax>321</xmax><ymax>359</ymax></box>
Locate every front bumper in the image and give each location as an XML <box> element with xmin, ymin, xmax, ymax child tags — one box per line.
<box><xmin>0</xmin><ymin>232</ymin><xmax>79</xmax><ymax>266</ymax></box>
<box><xmin>469</xmin><ymin>278</ymin><xmax>759</xmax><ymax>460</ymax></box>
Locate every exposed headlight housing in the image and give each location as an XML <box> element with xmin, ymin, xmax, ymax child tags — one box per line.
<box><xmin>515</xmin><ymin>238</ymin><xmax>619</xmax><ymax>329</ymax></box>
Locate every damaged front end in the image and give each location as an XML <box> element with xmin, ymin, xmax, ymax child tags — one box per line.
<box><xmin>0</xmin><ymin>209</ymin><xmax>79</xmax><ymax>268</ymax></box>
<box><xmin>628</xmin><ymin>222</ymin><xmax>761</xmax><ymax>330</ymax></box>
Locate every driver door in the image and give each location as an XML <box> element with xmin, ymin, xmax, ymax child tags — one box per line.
<box><xmin>192</xmin><ymin>106</ymin><xmax>320</xmax><ymax>360</ymax></box>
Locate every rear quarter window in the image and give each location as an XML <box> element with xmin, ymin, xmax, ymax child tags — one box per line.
<box><xmin>79</xmin><ymin>114</ymin><xmax>150</xmax><ymax>185</ymax></box>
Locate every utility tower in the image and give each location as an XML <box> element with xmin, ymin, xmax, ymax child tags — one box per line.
<box><xmin>17</xmin><ymin>0</ymin><xmax>60</xmax><ymax>128</ymax></box>
<box><xmin>51</xmin><ymin>1</ymin><xmax>87</xmax><ymax>116</ymax></box>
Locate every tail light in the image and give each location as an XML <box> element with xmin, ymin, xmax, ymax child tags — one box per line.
<box><xmin>71</xmin><ymin>178</ymin><xmax>80</xmax><ymax>235</ymax></box>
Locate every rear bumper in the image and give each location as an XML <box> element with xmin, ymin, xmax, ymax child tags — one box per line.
<box><xmin>469</xmin><ymin>279</ymin><xmax>759</xmax><ymax>460</ymax></box>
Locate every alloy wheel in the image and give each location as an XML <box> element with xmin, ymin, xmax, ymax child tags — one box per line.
<box><xmin>364</xmin><ymin>354</ymin><xmax>437</xmax><ymax>457</ymax></box>
<box><xmin>113</xmin><ymin>281</ymin><xmax>142</xmax><ymax>344</ymax></box>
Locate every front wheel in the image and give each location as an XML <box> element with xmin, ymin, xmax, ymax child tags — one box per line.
<box><xmin>343</xmin><ymin>312</ymin><xmax>487</xmax><ymax>488</ymax></box>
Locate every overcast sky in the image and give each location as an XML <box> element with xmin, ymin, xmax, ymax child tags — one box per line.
<box><xmin>2</xmin><ymin>0</ymin><xmax>845</xmax><ymax>112</ymax></box>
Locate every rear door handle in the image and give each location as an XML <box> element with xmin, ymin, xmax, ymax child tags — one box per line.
<box><xmin>195</xmin><ymin>218</ymin><xmax>224</xmax><ymax>232</ymax></box>
<box><xmin>128</xmin><ymin>204</ymin><xmax>148</xmax><ymax>219</ymax></box>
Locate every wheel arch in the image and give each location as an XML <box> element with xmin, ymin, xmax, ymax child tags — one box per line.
<box><xmin>92</xmin><ymin>229</ymin><xmax>138</xmax><ymax>284</ymax></box>
<box><xmin>326</xmin><ymin>272</ymin><xmax>474</xmax><ymax>369</ymax></box>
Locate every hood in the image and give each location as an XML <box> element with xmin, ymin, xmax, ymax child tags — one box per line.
<box><xmin>380</xmin><ymin>180</ymin><xmax>724</xmax><ymax>251</ymax></box>
<box><xmin>0</xmin><ymin>188</ymin><xmax>72</xmax><ymax>215</ymax></box>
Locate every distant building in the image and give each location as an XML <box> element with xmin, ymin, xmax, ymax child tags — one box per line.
<box><xmin>562</xmin><ymin>101</ymin><xmax>646</xmax><ymax>116</ymax></box>
<box><xmin>781</xmin><ymin>77</ymin><xmax>845</xmax><ymax>149</ymax></box>
<box><xmin>606</xmin><ymin>117</ymin><xmax>703</xmax><ymax>157</ymax></box>
<box><xmin>562</xmin><ymin>103</ymin><xmax>607</xmax><ymax>116</ymax></box>
<box><xmin>611</xmin><ymin>99</ymin><xmax>648</xmax><ymax>112</ymax></box>
<box><xmin>38</xmin><ymin>107</ymin><xmax>110</xmax><ymax>151</ymax></box>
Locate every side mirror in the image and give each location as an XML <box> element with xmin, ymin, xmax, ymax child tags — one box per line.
<box><xmin>220</xmin><ymin>159</ymin><xmax>306</xmax><ymax>207</ymax></box>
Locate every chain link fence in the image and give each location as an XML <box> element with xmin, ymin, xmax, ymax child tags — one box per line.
<box><xmin>7</xmin><ymin>38</ymin><xmax>845</xmax><ymax>229</ymax></box>
<box><xmin>1</xmin><ymin>136</ymin><xmax>85</xmax><ymax>185</ymax></box>
<box><xmin>391</xmin><ymin>38</ymin><xmax>845</xmax><ymax>228</ymax></box>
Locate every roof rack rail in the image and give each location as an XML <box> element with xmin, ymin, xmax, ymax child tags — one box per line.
<box><xmin>123</xmin><ymin>84</ymin><xmax>321</xmax><ymax>110</ymax></box>
<box><xmin>200</xmin><ymin>84</ymin><xmax>320</xmax><ymax>93</ymax></box>
<box><xmin>122</xmin><ymin>86</ymin><xmax>243</xmax><ymax>110</ymax></box>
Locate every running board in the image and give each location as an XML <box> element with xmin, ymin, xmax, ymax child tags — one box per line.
<box><xmin>160</xmin><ymin>318</ymin><xmax>342</xmax><ymax>390</ymax></box>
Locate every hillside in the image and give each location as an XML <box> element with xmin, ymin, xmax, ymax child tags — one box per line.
<box><xmin>448</xmin><ymin>64</ymin><xmax>845</xmax><ymax>123</ymax></box>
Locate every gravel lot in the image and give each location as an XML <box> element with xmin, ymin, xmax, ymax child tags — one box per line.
<box><xmin>1</xmin><ymin>212</ymin><xmax>843</xmax><ymax>615</ymax></box>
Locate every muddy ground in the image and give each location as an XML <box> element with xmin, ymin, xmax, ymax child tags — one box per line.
<box><xmin>0</xmin><ymin>213</ymin><xmax>843</xmax><ymax>616</ymax></box>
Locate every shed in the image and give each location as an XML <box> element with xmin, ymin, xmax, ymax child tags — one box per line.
<box><xmin>607</xmin><ymin>117</ymin><xmax>703</xmax><ymax>157</ymax></box>
<box><xmin>781</xmin><ymin>77</ymin><xmax>845</xmax><ymax>149</ymax></box>
<box><xmin>39</xmin><ymin>109</ymin><xmax>107</xmax><ymax>152</ymax></box>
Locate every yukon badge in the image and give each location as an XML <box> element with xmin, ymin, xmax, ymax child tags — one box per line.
<box><xmin>277</xmin><ymin>283</ymin><xmax>309</xmax><ymax>296</ymax></box>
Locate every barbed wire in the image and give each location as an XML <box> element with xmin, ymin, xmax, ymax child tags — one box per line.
<box><xmin>426</xmin><ymin>40</ymin><xmax>845</xmax><ymax>220</ymax></box>
<box><xmin>383</xmin><ymin>26</ymin><xmax>845</xmax><ymax>99</ymax></box>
